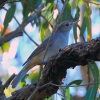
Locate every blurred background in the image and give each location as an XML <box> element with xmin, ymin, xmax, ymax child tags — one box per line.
<box><xmin>0</xmin><ymin>0</ymin><xmax>100</xmax><ymax>100</ymax></box>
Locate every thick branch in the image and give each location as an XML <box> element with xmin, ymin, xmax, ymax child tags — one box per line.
<box><xmin>0</xmin><ymin>4</ymin><xmax>44</xmax><ymax>46</ymax></box>
<box><xmin>0</xmin><ymin>0</ymin><xmax>7</xmax><ymax>8</ymax></box>
<box><xmin>0</xmin><ymin>29</ymin><xmax>22</xmax><ymax>45</ymax></box>
<box><xmin>7</xmin><ymin>37</ymin><xmax>100</xmax><ymax>100</ymax></box>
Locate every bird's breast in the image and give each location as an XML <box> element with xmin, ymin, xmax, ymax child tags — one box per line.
<box><xmin>43</xmin><ymin>35</ymin><xmax>68</xmax><ymax>62</ymax></box>
<box><xmin>35</xmin><ymin>34</ymin><xmax>69</xmax><ymax>63</ymax></box>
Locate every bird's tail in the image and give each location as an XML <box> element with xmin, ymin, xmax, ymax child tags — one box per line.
<box><xmin>12</xmin><ymin>68</ymin><xmax>27</xmax><ymax>88</ymax></box>
<box><xmin>12</xmin><ymin>57</ymin><xmax>39</xmax><ymax>88</ymax></box>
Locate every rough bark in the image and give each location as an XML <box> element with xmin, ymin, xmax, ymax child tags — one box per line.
<box><xmin>0</xmin><ymin>0</ymin><xmax>7</xmax><ymax>8</ymax></box>
<box><xmin>6</xmin><ymin>37</ymin><xmax>100</xmax><ymax>100</ymax></box>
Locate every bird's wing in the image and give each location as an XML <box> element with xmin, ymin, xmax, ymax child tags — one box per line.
<box><xmin>23</xmin><ymin>35</ymin><xmax>57</xmax><ymax>66</ymax></box>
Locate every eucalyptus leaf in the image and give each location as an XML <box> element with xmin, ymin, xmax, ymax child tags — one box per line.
<box><xmin>73</xmin><ymin>6</ymin><xmax>80</xmax><ymax>41</ymax></box>
<box><xmin>40</xmin><ymin>22</ymin><xmax>48</xmax><ymax>42</ymax></box>
<box><xmin>45</xmin><ymin>0</ymin><xmax>54</xmax><ymax>5</ymax></box>
<box><xmin>65</xmin><ymin>88</ymin><xmax>70</xmax><ymax>100</ymax></box>
<box><xmin>3</xmin><ymin>4</ymin><xmax>16</xmax><ymax>35</ymax></box>
<box><xmin>80</xmin><ymin>16</ymin><xmax>86</xmax><ymax>36</ymax></box>
<box><xmin>21</xmin><ymin>0</ymin><xmax>41</xmax><ymax>20</ymax></box>
<box><xmin>40</xmin><ymin>27</ymin><xmax>45</xmax><ymax>42</ymax></box>
<box><xmin>67</xmin><ymin>80</ymin><xmax>82</xmax><ymax>87</ymax></box>
<box><xmin>28</xmin><ymin>71</ymin><xmax>39</xmax><ymax>83</ymax></box>
<box><xmin>86</xmin><ymin>63</ymin><xmax>99</xmax><ymax>100</ymax></box>
<box><xmin>86</xmin><ymin>16</ymin><xmax>91</xmax><ymax>41</ymax></box>
<box><xmin>2</xmin><ymin>42</ymin><xmax>10</xmax><ymax>52</ymax></box>
<box><xmin>85</xmin><ymin>87</ymin><xmax>97</xmax><ymax>100</ymax></box>
<box><xmin>61</xmin><ymin>2</ymin><xmax>72</xmax><ymax>22</ymax></box>
<box><xmin>19</xmin><ymin>74</ymin><xmax>29</xmax><ymax>88</ymax></box>
<box><xmin>88</xmin><ymin>63</ymin><xmax>99</xmax><ymax>85</ymax></box>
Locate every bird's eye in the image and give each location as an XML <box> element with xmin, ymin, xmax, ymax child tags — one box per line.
<box><xmin>65</xmin><ymin>23</ymin><xmax>69</xmax><ymax>26</ymax></box>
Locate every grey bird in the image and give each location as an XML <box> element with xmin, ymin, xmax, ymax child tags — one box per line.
<box><xmin>12</xmin><ymin>19</ymin><xmax>78</xmax><ymax>88</ymax></box>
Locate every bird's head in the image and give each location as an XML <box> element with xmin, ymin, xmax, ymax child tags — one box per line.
<box><xmin>57</xmin><ymin>19</ymin><xmax>79</xmax><ymax>33</ymax></box>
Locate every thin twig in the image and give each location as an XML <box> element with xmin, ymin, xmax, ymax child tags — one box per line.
<box><xmin>49</xmin><ymin>82</ymin><xmax>100</xmax><ymax>87</ymax></box>
<box><xmin>23</xmin><ymin>0</ymin><xmax>53</xmax><ymax>29</ymax></box>
<box><xmin>27</xmin><ymin>80</ymin><xmax>100</xmax><ymax>100</ymax></box>
<box><xmin>3</xmin><ymin>7</ymin><xmax>39</xmax><ymax>47</ymax></box>
<box><xmin>14</xmin><ymin>17</ymin><xmax>39</xmax><ymax>46</ymax></box>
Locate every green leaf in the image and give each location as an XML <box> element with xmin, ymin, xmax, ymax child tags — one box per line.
<box><xmin>21</xmin><ymin>0</ymin><xmax>41</xmax><ymax>20</ymax></box>
<box><xmin>45</xmin><ymin>0</ymin><xmax>54</xmax><ymax>5</ymax></box>
<box><xmin>19</xmin><ymin>74</ymin><xmax>29</xmax><ymax>88</ymax></box>
<box><xmin>74</xmin><ymin>0</ymin><xmax>80</xmax><ymax>6</ymax></box>
<box><xmin>40</xmin><ymin>22</ymin><xmax>48</xmax><ymax>42</ymax></box>
<box><xmin>3</xmin><ymin>4</ymin><xmax>16</xmax><ymax>35</ymax></box>
<box><xmin>80</xmin><ymin>7</ymin><xmax>88</xmax><ymax>36</ymax></box>
<box><xmin>85</xmin><ymin>87</ymin><xmax>97</xmax><ymax>100</ymax></box>
<box><xmin>28</xmin><ymin>71</ymin><xmax>39</xmax><ymax>83</ymax></box>
<box><xmin>19</xmin><ymin>80</ymin><xmax>26</xmax><ymax>88</ymax></box>
<box><xmin>86</xmin><ymin>16</ymin><xmax>91</xmax><ymax>41</ymax></box>
<box><xmin>65</xmin><ymin>88</ymin><xmax>70</xmax><ymax>100</ymax></box>
<box><xmin>61</xmin><ymin>88</ymin><xmax>72</xmax><ymax>100</ymax></box>
<box><xmin>86</xmin><ymin>63</ymin><xmax>99</xmax><ymax>100</ymax></box>
<box><xmin>40</xmin><ymin>27</ymin><xmax>45</xmax><ymax>42</ymax></box>
<box><xmin>46</xmin><ymin>2</ymin><xmax>54</xmax><ymax>19</ymax></box>
<box><xmin>84</xmin><ymin>7</ymin><xmax>91</xmax><ymax>17</ymax></box>
<box><xmin>49</xmin><ymin>2</ymin><xmax>55</xmax><ymax>12</ymax></box>
<box><xmin>85</xmin><ymin>6</ymin><xmax>92</xmax><ymax>41</ymax></box>
<box><xmin>80</xmin><ymin>5</ymin><xmax>92</xmax><ymax>38</ymax></box>
<box><xmin>80</xmin><ymin>16</ymin><xmax>86</xmax><ymax>36</ymax></box>
<box><xmin>88</xmin><ymin>63</ymin><xmax>99</xmax><ymax>85</ymax></box>
<box><xmin>2</xmin><ymin>42</ymin><xmax>10</xmax><ymax>52</ymax></box>
<box><xmin>67</xmin><ymin>80</ymin><xmax>82</xmax><ymax>86</ymax></box>
<box><xmin>73</xmin><ymin>24</ymin><xmax>77</xmax><ymax>42</ymax></box>
<box><xmin>73</xmin><ymin>6</ymin><xmax>80</xmax><ymax>41</ymax></box>
<box><xmin>96</xmin><ymin>95</ymin><xmax>100</xmax><ymax>100</ymax></box>
<box><xmin>61</xmin><ymin>2</ymin><xmax>72</xmax><ymax>22</ymax></box>
<box><xmin>21</xmin><ymin>2</ymin><xmax>29</xmax><ymax>20</ymax></box>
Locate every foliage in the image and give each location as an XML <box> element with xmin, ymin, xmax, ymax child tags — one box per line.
<box><xmin>0</xmin><ymin>0</ymin><xmax>100</xmax><ymax>99</ymax></box>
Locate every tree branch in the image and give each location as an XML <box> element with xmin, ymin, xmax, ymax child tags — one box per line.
<box><xmin>0</xmin><ymin>0</ymin><xmax>7</xmax><ymax>8</ymax></box>
<box><xmin>0</xmin><ymin>29</ymin><xmax>22</xmax><ymax>45</ymax></box>
<box><xmin>0</xmin><ymin>4</ymin><xmax>45</xmax><ymax>46</ymax></box>
<box><xmin>6</xmin><ymin>37</ymin><xmax>100</xmax><ymax>100</ymax></box>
